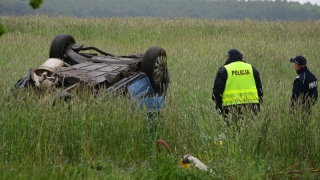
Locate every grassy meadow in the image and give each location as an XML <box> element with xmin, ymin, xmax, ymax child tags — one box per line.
<box><xmin>0</xmin><ymin>15</ymin><xmax>320</xmax><ymax>179</ymax></box>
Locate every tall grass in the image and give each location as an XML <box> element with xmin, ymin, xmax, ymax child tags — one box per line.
<box><xmin>0</xmin><ymin>15</ymin><xmax>320</xmax><ymax>179</ymax></box>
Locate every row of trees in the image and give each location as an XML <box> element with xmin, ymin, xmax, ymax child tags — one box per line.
<box><xmin>1</xmin><ymin>0</ymin><xmax>319</xmax><ymax>37</ymax></box>
<box><xmin>1</xmin><ymin>0</ymin><xmax>320</xmax><ymax>20</ymax></box>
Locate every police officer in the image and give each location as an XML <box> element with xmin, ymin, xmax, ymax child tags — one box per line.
<box><xmin>290</xmin><ymin>55</ymin><xmax>318</xmax><ymax>114</ymax></box>
<box><xmin>212</xmin><ymin>49</ymin><xmax>263</xmax><ymax>125</ymax></box>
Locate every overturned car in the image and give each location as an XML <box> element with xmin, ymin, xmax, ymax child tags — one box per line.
<box><xmin>15</xmin><ymin>34</ymin><xmax>170</xmax><ymax>112</ymax></box>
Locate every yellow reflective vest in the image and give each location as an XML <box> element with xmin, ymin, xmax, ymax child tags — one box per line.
<box><xmin>223</xmin><ymin>61</ymin><xmax>259</xmax><ymax>106</ymax></box>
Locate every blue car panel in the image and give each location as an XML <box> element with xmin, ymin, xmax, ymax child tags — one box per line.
<box><xmin>127</xmin><ymin>75</ymin><xmax>155</xmax><ymax>98</ymax></box>
<box><xmin>126</xmin><ymin>74</ymin><xmax>166</xmax><ymax>112</ymax></box>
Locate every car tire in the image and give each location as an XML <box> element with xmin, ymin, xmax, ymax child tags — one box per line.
<box><xmin>49</xmin><ymin>34</ymin><xmax>76</xmax><ymax>60</ymax></box>
<box><xmin>141</xmin><ymin>46</ymin><xmax>167</xmax><ymax>94</ymax></box>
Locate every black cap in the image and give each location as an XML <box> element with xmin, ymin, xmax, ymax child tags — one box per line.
<box><xmin>290</xmin><ymin>55</ymin><xmax>307</xmax><ymax>65</ymax></box>
<box><xmin>227</xmin><ymin>49</ymin><xmax>243</xmax><ymax>59</ymax></box>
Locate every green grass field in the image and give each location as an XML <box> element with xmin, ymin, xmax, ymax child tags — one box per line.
<box><xmin>0</xmin><ymin>15</ymin><xmax>319</xmax><ymax>179</ymax></box>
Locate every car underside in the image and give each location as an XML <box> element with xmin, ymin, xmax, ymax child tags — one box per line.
<box><xmin>14</xmin><ymin>34</ymin><xmax>170</xmax><ymax>112</ymax></box>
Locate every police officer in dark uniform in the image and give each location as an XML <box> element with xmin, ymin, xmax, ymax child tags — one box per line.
<box><xmin>290</xmin><ymin>55</ymin><xmax>318</xmax><ymax>114</ymax></box>
<box><xmin>212</xmin><ymin>49</ymin><xmax>263</xmax><ymax>125</ymax></box>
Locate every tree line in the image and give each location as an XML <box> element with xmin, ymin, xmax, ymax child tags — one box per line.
<box><xmin>0</xmin><ymin>0</ymin><xmax>319</xmax><ymax>37</ymax></box>
<box><xmin>1</xmin><ymin>0</ymin><xmax>320</xmax><ymax>21</ymax></box>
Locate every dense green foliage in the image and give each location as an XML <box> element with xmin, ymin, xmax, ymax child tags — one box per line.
<box><xmin>1</xmin><ymin>0</ymin><xmax>320</xmax><ymax>20</ymax></box>
<box><xmin>0</xmin><ymin>15</ymin><xmax>320</xmax><ymax>179</ymax></box>
<box><xmin>29</xmin><ymin>0</ymin><xmax>44</xmax><ymax>9</ymax></box>
<box><xmin>0</xmin><ymin>23</ymin><xmax>5</xmax><ymax>37</ymax></box>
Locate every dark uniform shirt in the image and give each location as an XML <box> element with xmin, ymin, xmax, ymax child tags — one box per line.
<box><xmin>291</xmin><ymin>66</ymin><xmax>318</xmax><ymax>111</ymax></box>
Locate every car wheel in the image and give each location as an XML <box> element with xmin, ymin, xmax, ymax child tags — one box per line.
<box><xmin>49</xmin><ymin>34</ymin><xmax>76</xmax><ymax>60</ymax></box>
<box><xmin>141</xmin><ymin>46</ymin><xmax>167</xmax><ymax>94</ymax></box>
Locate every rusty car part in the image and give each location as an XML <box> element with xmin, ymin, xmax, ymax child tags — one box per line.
<box><xmin>156</xmin><ymin>139</ymin><xmax>172</xmax><ymax>154</ymax></box>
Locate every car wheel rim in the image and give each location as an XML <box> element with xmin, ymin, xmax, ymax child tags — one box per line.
<box><xmin>154</xmin><ymin>56</ymin><xmax>165</xmax><ymax>82</ymax></box>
